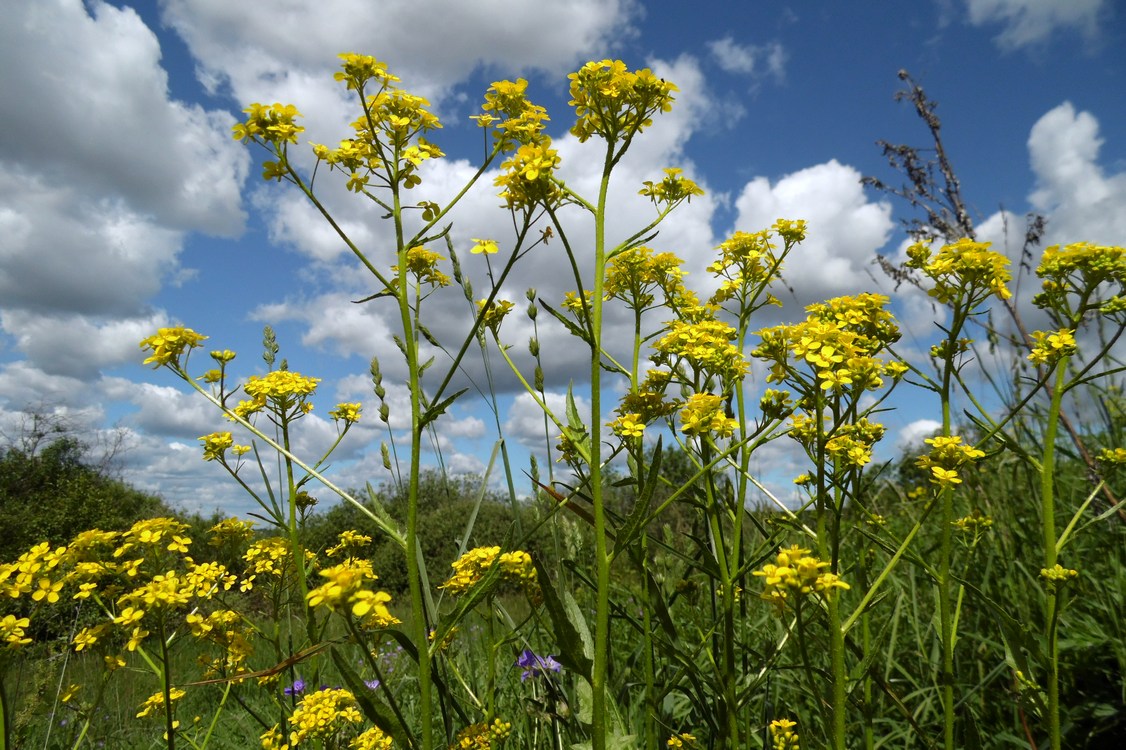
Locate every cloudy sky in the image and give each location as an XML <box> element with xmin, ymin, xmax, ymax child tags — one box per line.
<box><xmin>1</xmin><ymin>0</ymin><xmax>1123</xmax><ymax>518</ymax></box>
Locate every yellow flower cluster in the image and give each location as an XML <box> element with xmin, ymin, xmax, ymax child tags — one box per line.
<box><xmin>666</xmin><ymin>732</ymin><xmax>698</xmax><ymax>748</ymax></box>
<box><xmin>450</xmin><ymin>718</ymin><xmax>512</xmax><ymax>749</ymax></box>
<box><xmin>188</xmin><ymin>609</ymin><xmax>255</xmax><ymax>676</ymax></box>
<box><xmin>753</xmin><ymin>545</ymin><xmax>850</xmax><ymax>612</ymax></box>
<box><xmin>391</xmin><ymin>246</ymin><xmax>451</xmax><ymax>289</ymax></box>
<box><xmin>351</xmin><ymin>726</ymin><xmax>394</xmax><ymax>750</ymax></box>
<box><xmin>906</xmin><ymin>238</ymin><xmax>1012</xmax><ymax>305</ymax></box>
<box><xmin>199</xmin><ymin>431</ymin><xmax>251</xmax><ymax>462</ymax></box>
<box><xmin>952</xmin><ymin>510</ymin><xmax>993</xmax><ymax>534</ymax></box>
<box><xmin>568</xmin><ymin>59</ymin><xmax>677</xmax><ymax>144</ymax></box>
<box><xmin>653</xmin><ymin>318</ymin><xmax>749</xmax><ymax>383</ymax></box>
<box><xmin>604</xmin><ymin>245</ymin><xmax>689</xmax><ymax>312</ymax></box>
<box><xmin>136</xmin><ymin>687</ymin><xmax>186</xmax><ymax>719</ymax></box>
<box><xmin>245</xmin><ymin>537</ymin><xmax>300</xmax><ymax>578</ymax></box>
<box><xmin>708</xmin><ymin>223</ymin><xmax>802</xmax><ymax>308</ymax></box>
<box><xmin>140</xmin><ymin>327</ymin><xmax>208</xmax><ymax>368</ymax></box>
<box><xmin>440</xmin><ymin>547</ymin><xmax>540</xmax><ymax>601</ymax></box>
<box><xmin>1098</xmin><ymin>447</ymin><xmax>1126</xmax><ymax>464</ymax></box>
<box><xmin>329</xmin><ymin>402</ymin><xmax>363</xmax><ymax>425</ymax></box>
<box><xmin>754</xmin><ymin>294</ymin><xmax>902</xmax><ymax>395</ymax></box>
<box><xmin>678</xmin><ymin>393</ymin><xmax>738</xmax><ymax>438</ymax></box>
<box><xmin>236</xmin><ymin>370</ymin><xmax>321</xmax><ymax>419</ymax></box>
<box><xmin>824</xmin><ymin>417</ymin><xmax>886</xmax><ymax>469</ymax></box>
<box><xmin>479</xmin><ymin>78</ymin><xmax>551</xmax><ymax>149</ymax></box>
<box><xmin>233</xmin><ymin>102</ymin><xmax>304</xmax><ymax>146</ymax></box>
<box><xmin>287</xmin><ymin>688</ymin><xmax>363</xmax><ymax>745</ymax></box>
<box><xmin>639</xmin><ymin>167</ymin><xmax>705</xmax><ymax>207</ymax></box>
<box><xmin>1028</xmin><ymin>328</ymin><xmax>1077</xmax><ymax>366</ymax></box>
<box><xmin>608</xmin><ymin>412</ymin><xmax>646</xmax><ymax>439</ymax></box>
<box><xmin>1039</xmin><ymin>564</ymin><xmax>1079</xmax><ymax>583</ymax></box>
<box><xmin>309</xmin><ymin>55</ymin><xmax>444</xmax><ymax>192</ymax></box>
<box><xmin>915</xmin><ymin>435</ymin><xmax>985</xmax><ymax>490</ymax></box>
<box><xmin>495</xmin><ymin>141</ymin><xmax>562</xmax><ymax>210</ymax></box>
<box><xmin>477</xmin><ymin>298</ymin><xmax>515</xmax><ymax>335</ymax></box>
<box><xmin>1</xmin><ymin>614</ymin><xmax>31</xmax><ymax>649</ymax></box>
<box><xmin>306</xmin><ymin>560</ymin><xmax>398</xmax><ymax>627</ymax></box>
<box><xmin>1033</xmin><ymin>242</ymin><xmax>1125</xmax><ymax>319</ymax></box>
<box><xmin>325</xmin><ymin>530</ymin><xmax>374</xmax><ymax>558</ymax></box>
<box><xmin>208</xmin><ymin>517</ymin><xmax>256</xmax><ymax>546</ymax></box>
<box><xmin>769</xmin><ymin>718</ymin><xmax>800</xmax><ymax>750</ymax></box>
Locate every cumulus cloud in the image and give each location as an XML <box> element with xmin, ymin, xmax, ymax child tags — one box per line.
<box><xmin>1025</xmin><ymin>102</ymin><xmax>1126</xmax><ymax>245</ymax></box>
<box><xmin>504</xmin><ymin>391</ymin><xmax>591</xmax><ymax>450</ymax></box>
<box><xmin>0</xmin><ymin>0</ymin><xmax>248</xmax><ymax>235</ymax></box>
<box><xmin>896</xmin><ymin>419</ymin><xmax>942</xmax><ymax>450</ymax></box>
<box><xmin>1</xmin><ymin>310</ymin><xmax>169</xmax><ymax>379</ymax></box>
<box><xmin>0</xmin><ymin>172</ymin><xmax>183</xmax><ymax>317</ymax></box>
<box><xmin>162</xmin><ymin>0</ymin><xmax>639</xmax><ymax>105</ymax></box>
<box><xmin>707</xmin><ymin>37</ymin><xmax>787</xmax><ymax>82</ymax></box>
<box><xmin>965</xmin><ymin>0</ymin><xmax>1106</xmax><ymax>50</ymax></box>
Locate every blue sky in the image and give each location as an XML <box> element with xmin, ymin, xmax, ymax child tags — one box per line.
<box><xmin>1</xmin><ymin>0</ymin><xmax>1124</xmax><ymax>518</ymax></box>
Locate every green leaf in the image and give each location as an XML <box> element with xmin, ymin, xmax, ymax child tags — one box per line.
<box><xmin>540</xmin><ymin>299</ymin><xmax>592</xmax><ymax>344</ymax></box>
<box><xmin>612</xmin><ymin>437</ymin><xmax>663</xmax><ymax>556</ymax></box>
<box><xmin>420</xmin><ymin>388</ymin><xmax>468</xmax><ymax>430</ymax></box>
<box><xmin>533</xmin><ymin>555</ymin><xmax>594</xmax><ymax>683</ymax></box>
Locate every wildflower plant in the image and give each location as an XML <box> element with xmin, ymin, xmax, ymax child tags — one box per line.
<box><xmin>4</xmin><ymin>48</ymin><xmax>1125</xmax><ymax>750</ymax></box>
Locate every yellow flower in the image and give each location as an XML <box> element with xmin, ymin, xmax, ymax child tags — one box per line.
<box><xmin>609</xmin><ymin>413</ymin><xmax>646</xmax><ymax>438</ymax></box>
<box><xmin>929</xmin><ymin>466</ymin><xmax>961</xmax><ymax>487</ymax></box>
<box><xmin>769</xmin><ymin>718</ymin><xmax>800</xmax><ymax>750</ymax></box>
<box><xmin>140</xmin><ymin>327</ymin><xmax>207</xmax><ymax>368</ymax></box>
<box><xmin>640</xmin><ymin>167</ymin><xmax>704</xmax><ymax>206</ymax></box>
<box><xmin>667</xmin><ymin>732</ymin><xmax>698</xmax><ymax>748</ymax></box>
<box><xmin>288</xmin><ymin>688</ymin><xmax>363</xmax><ymax>744</ymax></box>
<box><xmin>1</xmin><ymin>615</ymin><xmax>32</xmax><ymax>648</ymax></box>
<box><xmin>329</xmin><ymin>402</ymin><xmax>363</xmax><ymax>425</ymax></box>
<box><xmin>1028</xmin><ymin>328</ymin><xmax>1077</xmax><ymax>366</ymax></box>
<box><xmin>199</xmin><ymin>432</ymin><xmax>234</xmax><ymax>461</ymax></box>
<box><xmin>470</xmin><ymin>238</ymin><xmax>499</xmax><ymax>255</ymax></box>
<box><xmin>1039</xmin><ymin>564</ymin><xmax>1079</xmax><ymax>582</ymax></box>
<box><xmin>136</xmin><ymin>688</ymin><xmax>186</xmax><ymax>718</ymax></box>
<box><xmin>678</xmin><ymin>393</ymin><xmax>738</xmax><ymax>438</ymax></box>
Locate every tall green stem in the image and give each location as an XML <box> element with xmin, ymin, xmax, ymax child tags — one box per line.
<box><xmin>1041</xmin><ymin>358</ymin><xmax>1068</xmax><ymax>750</ymax></box>
<box><xmin>828</xmin><ymin>595</ymin><xmax>847</xmax><ymax>750</ymax></box>
<box><xmin>589</xmin><ymin>148</ymin><xmax>613</xmax><ymax>750</ymax></box>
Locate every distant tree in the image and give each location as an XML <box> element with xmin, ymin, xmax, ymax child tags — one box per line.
<box><xmin>0</xmin><ymin>435</ymin><xmax>170</xmax><ymax>563</ymax></box>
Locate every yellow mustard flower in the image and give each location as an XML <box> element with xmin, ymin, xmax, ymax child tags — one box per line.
<box><xmin>140</xmin><ymin>327</ymin><xmax>208</xmax><ymax>368</ymax></box>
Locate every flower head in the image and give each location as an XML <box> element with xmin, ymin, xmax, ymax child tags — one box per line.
<box><xmin>516</xmin><ymin>649</ymin><xmax>562</xmax><ymax>682</ymax></box>
<box><xmin>140</xmin><ymin>327</ymin><xmax>208</xmax><ymax>368</ymax></box>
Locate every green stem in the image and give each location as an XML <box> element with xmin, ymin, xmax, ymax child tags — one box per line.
<box><xmin>589</xmin><ymin>146</ymin><xmax>613</xmax><ymax>750</ymax></box>
<box><xmin>1042</xmin><ymin>357</ymin><xmax>1068</xmax><ymax>750</ymax></box>
<box><xmin>0</xmin><ymin>664</ymin><xmax>9</xmax><ymax>750</ymax></box>
<box><xmin>828</xmin><ymin>594</ymin><xmax>847</xmax><ymax>750</ymax></box>
<box><xmin>159</xmin><ymin>618</ymin><xmax>176</xmax><ymax>750</ymax></box>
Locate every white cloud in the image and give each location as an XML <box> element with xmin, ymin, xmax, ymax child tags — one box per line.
<box><xmin>1026</xmin><ymin>102</ymin><xmax>1126</xmax><ymax>245</ymax></box>
<box><xmin>707</xmin><ymin>37</ymin><xmax>786</xmax><ymax>81</ymax></box>
<box><xmin>897</xmin><ymin>419</ymin><xmax>942</xmax><ymax>450</ymax></box>
<box><xmin>504</xmin><ymin>391</ymin><xmax>591</xmax><ymax>450</ymax></box>
<box><xmin>1</xmin><ymin>310</ymin><xmax>170</xmax><ymax>379</ymax></box>
<box><xmin>0</xmin><ymin>0</ymin><xmax>248</xmax><ymax>235</ymax></box>
<box><xmin>965</xmin><ymin>0</ymin><xmax>1105</xmax><ymax>50</ymax></box>
<box><xmin>0</xmin><ymin>172</ymin><xmax>184</xmax><ymax>317</ymax></box>
<box><xmin>162</xmin><ymin>0</ymin><xmax>639</xmax><ymax>105</ymax></box>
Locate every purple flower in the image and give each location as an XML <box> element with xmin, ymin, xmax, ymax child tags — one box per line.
<box><xmin>365</xmin><ymin>679</ymin><xmax>381</xmax><ymax>690</ymax></box>
<box><xmin>283</xmin><ymin>678</ymin><xmax>305</xmax><ymax>696</ymax></box>
<box><xmin>516</xmin><ymin>649</ymin><xmax>562</xmax><ymax>682</ymax></box>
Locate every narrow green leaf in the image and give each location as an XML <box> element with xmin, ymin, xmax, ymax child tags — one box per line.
<box><xmin>533</xmin><ymin>555</ymin><xmax>594</xmax><ymax>682</ymax></box>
